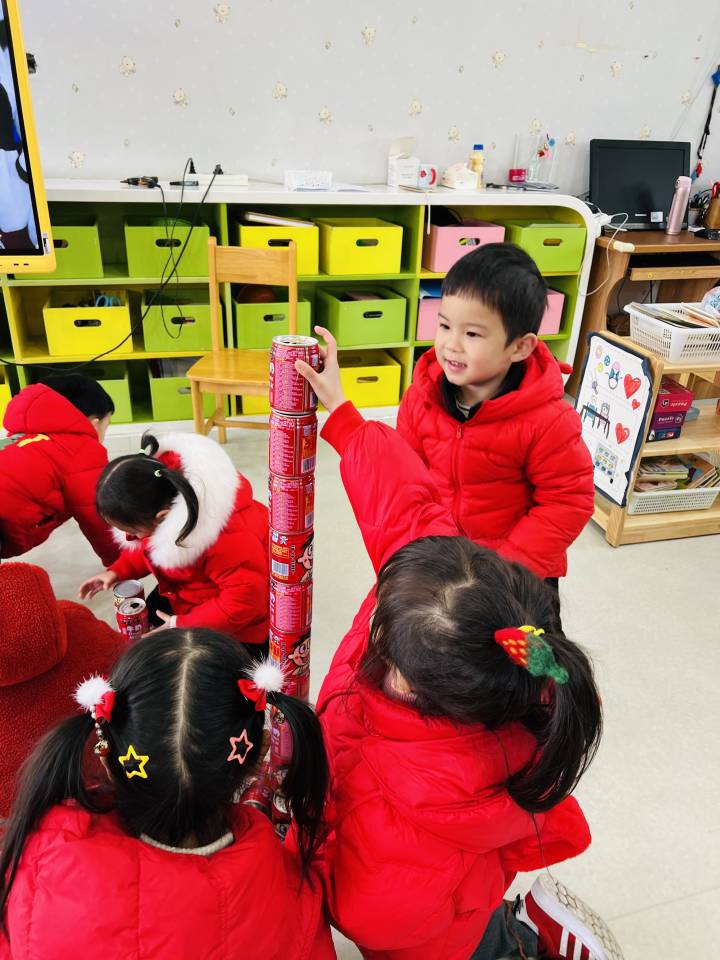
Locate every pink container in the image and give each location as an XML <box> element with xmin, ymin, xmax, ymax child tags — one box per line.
<box><xmin>654</xmin><ymin>377</ymin><xmax>694</xmax><ymax>414</ymax></box>
<box><xmin>416</xmin><ymin>298</ymin><xmax>441</xmax><ymax>341</ymax></box>
<box><xmin>422</xmin><ymin>221</ymin><xmax>506</xmax><ymax>273</ymax></box>
<box><xmin>539</xmin><ymin>290</ymin><xmax>565</xmax><ymax>336</ymax></box>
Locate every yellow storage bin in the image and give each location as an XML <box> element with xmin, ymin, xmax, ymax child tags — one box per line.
<box><xmin>0</xmin><ymin>366</ymin><xmax>12</xmax><ymax>423</ymax></box>
<box><xmin>42</xmin><ymin>291</ymin><xmax>132</xmax><ymax>357</ymax></box>
<box><xmin>237</xmin><ymin>225</ymin><xmax>319</xmax><ymax>275</ymax></box>
<box><xmin>317</xmin><ymin>218</ymin><xmax>403</xmax><ymax>275</ymax></box>
<box><xmin>339</xmin><ymin>350</ymin><xmax>401</xmax><ymax>407</ymax></box>
<box><xmin>242</xmin><ymin>394</ymin><xmax>271</xmax><ymax>415</ymax></box>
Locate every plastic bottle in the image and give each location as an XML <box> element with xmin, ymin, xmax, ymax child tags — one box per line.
<box><xmin>468</xmin><ymin>144</ymin><xmax>485</xmax><ymax>190</ymax></box>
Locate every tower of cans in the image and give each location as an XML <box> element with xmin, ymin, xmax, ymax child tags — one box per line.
<box><xmin>266</xmin><ymin>334</ymin><xmax>320</xmax><ymax>833</ymax></box>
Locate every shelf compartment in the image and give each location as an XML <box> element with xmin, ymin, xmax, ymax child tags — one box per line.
<box><xmin>594</xmin><ymin>493</ymin><xmax>720</xmax><ymax>545</ymax></box>
<box><xmin>641</xmin><ymin>407</ymin><xmax>720</xmax><ymax>455</ymax></box>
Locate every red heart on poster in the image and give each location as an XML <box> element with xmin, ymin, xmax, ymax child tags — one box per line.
<box><xmin>624</xmin><ymin>374</ymin><xmax>641</xmax><ymax>398</ymax></box>
<box><xmin>631</xmin><ymin>399</ymin><xmax>640</xmax><ymax>410</ymax></box>
<box><xmin>615</xmin><ymin>423</ymin><xmax>630</xmax><ymax>444</ymax></box>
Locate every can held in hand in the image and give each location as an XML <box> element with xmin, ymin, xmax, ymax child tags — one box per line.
<box><xmin>270</xmin><ymin>581</ymin><xmax>313</xmax><ymax>635</ymax></box>
<box><xmin>116</xmin><ymin>598</ymin><xmax>149</xmax><ymax>641</ymax></box>
<box><xmin>113</xmin><ymin>580</ymin><xmax>145</xmax><ymax>608</ymax></box>
<box><xmin>269</xmin><ymin>474</ymin><xmax>314</xmax><ymax>533</ymax></box>
<box><xmin>269</xmin><ymin>411</ymin><xmax>317</xmax><ymax>477</ymax></box>
<box><xmin>269</xmin><ymin>335</ymin><xmax>320</xmax><ymax>414</ymax></box>
<box><xmin>270</xmin><ymin>529</ymin><xmax>313</xmax><ymax>585</ymax></box>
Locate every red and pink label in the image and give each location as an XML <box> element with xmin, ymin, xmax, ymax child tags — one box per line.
<box><xmin>269</xmin><ymin>412</ymin><xmax>317</xmax><ymax>477</ymax></box>
<box><xmin>269</xmin><ymin>336</ymin><xmax>320</xmax><ymax>414</ymax></box>
<box><xmin>269</xmin><ymin>474</ymin><xmax>314</xmax><ymax>533</ymax></box>
<box><xmin>270</xmin><ymin>529</ymin><xmax>314</xmax><ymax>584</ymax></box>
<box><xmin>269</xmin><ymin>581</ymin><xmax>313</xmax><ymax>634</ymax></box>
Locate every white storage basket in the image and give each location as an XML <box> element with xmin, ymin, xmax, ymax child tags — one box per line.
<box><xmin>629</xmin><ymin>452</ymin><xmax>720</xmax><ymax>515</ymax></box>
<box><xmin>625</xmin><ymin>302</ymin><xmax>720</xmax><ymax>363</ymax></box>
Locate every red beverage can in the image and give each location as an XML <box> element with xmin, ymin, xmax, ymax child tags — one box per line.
<box><xmin>116</xmin><ymin>598</ymin><xmax>149</xmax><ymax>641</ymax></box>
<box><xmin>270</xmin><ymin>529</ymin><xmax>314</xmax><ymax>585</ymax></box>
<box><xmin>113</xmin><ymin>579</ymin><xmax>145</xmax><ymax>608</ymax></box>
<box><xmin>271</xmin><ymin>790</ymin><xmax>292</xmax><ymax>840</ymax></box>
<box><xmin>269</xmin><ymin>580</ymin><xmax>312</xmax><ymax>634</ymax></box>
<box><xmin>270</xmin><ymin>629</ymin><xmax>311</xmax><ymax>680</ymax></box>
<box><xmin>269</xmin><ymin>474</ymin><xmax>314</xmax><ymax>533</ymax></box>
<box><xmin>269</xmin><ymin>335</ymin><xmax>320</xmax><ymax>414</ymax></box>
<box><xmin>269</xmin><ymin>411</ymin><xmax>317</xmax><ymax>477</ymax></box>
<box><xmin>240</xmin><ymin>763</ymin><xmax>273</xmax><ymax>818</ymax></box>
<box><xmin>270</xmin><ymin>705</ymin><xmax>294</xmax><ymax>767</ymax></box>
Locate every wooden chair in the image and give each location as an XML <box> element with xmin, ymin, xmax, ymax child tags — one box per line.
<box><xmin>188</xmin><ymin>238</ymin><xmax>297</xmax><ymax>441</ymax></box>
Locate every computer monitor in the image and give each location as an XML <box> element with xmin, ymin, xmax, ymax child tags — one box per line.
<box><xmin>589</xmin><ymin>139</ymin><xmax>691</xmax><ymax>230</ymax></box>
<box><xmin>0</xmin><ymin>0</ymin><xmax>54</xmax><ymax>273</ymax></box>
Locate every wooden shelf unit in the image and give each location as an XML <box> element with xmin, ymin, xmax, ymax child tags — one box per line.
<box><xmin>592</xmin><ymin>332</ymin><xmax>720</xmax><ymax>546</ymax></box>
<box><xmin>1</xmin><ymin>181</ymin><xmax>598</xmax><ymax>423</ymax></box>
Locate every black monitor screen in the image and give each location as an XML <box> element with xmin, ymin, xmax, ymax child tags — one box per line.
<box><xmin>0</xmin><ymin>0</ymin><xmax>43</xmax><ymax>254</ymax></box>
<box><xmin>589</xmin><ymin>140</ymin><xmax>691</xmax><ymax>230</ymax></box>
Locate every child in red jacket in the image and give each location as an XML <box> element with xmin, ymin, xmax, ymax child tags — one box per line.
<box><xmin>0</xmin><ymin>375</ymin><xmax>118</xmax><ymax>565</ymax></box>
<box><xmin>79</xmin><ymin>431</ymin><xmax>269</xmax><ymax>647</ymax></box>
<box><xmin>0</xmin><ymin>628</ymin><xmax>334</xmax><ymax>960</ymax></box>
<box><xmin>297</xmin><ymin>332</ymin><xmax>622</xmax><ymax>960</ymax></box>
<box><xmin>397</xmin><ymin>244</ymin><xmax>594</xmax><ymax>595</ymax></box>
<box><xmin>0</xmin><ymin>562</ymin><xmax>125</xmax><ymax>818</ymax></box>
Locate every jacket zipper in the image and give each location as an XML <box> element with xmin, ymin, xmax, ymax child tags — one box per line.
<box><xmin>452</xmin><ymin>423</ymin><xmax>467</xmax><ymax>535</ymax></box>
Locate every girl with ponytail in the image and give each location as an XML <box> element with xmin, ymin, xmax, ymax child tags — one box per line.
<box><xmin>0</xmin><ymin>628</ymin><xmax>334</xmax><ymax>959</ymax></box>
<box><xmin>79</xmin><ymin>431</ymin><xmax>269</xmax><ymax>647</ymax></box>
<box><xmin>297</xmin><ymin>329</ymin><xmax>623</xmax><ymax>960</ymax></box>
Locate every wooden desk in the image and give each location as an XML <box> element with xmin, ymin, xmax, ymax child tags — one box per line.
<box><xmin>567</xmin><ymin>230</ymin><xmax>720</xmax><ymax>396</ymax></box>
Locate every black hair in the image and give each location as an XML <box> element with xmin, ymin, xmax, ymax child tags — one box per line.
<box><xmin>96</xmin><ymin>432</ymin><xmax>198</xmax><ymax>544</ymax></box>
<box><xmin>0</xmin><ymin>628</ymin><xmax>328</xmax><ymax>934</ymax></box>
<box><xmin>42</xmin><ymin>373</ymin><xmax>115</xmax><ymax>420</ymax></box>
<box><xmin>442</xmin><ymin>243</ymin><xmax>548</xmax><ymax>343</ymax></box>
<box><xmin>361</xmin><ymin>537</ymin><xmax>602</xmax><ymax>814</ymax></box>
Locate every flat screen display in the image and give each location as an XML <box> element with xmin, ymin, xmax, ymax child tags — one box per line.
<box><xmin>0</xmin><ymin>0</ymin><xmax>44</xmax><ymax>255</ymax></box>
<box><xmin>589</xmin><ymin>140</ymin><xmax>691</xmax><ymax>230</ymax></box>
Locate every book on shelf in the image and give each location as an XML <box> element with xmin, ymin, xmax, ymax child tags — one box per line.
<box><xmin>635</xmin><ymin>453</ymin><xmax>719</xmax><ymax>491</ymax></box>
<box><xmin>628</xmin><ymin>302</ymin><xmax>720</xmax><ymax>329</ymax></box>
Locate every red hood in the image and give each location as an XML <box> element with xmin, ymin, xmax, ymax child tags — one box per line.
<box><xmin>0</xmin><ymin>563</ymin><xmax>67</xmax><ymax>685</ymax></box>
<box><xmin>413</xmin><ymin>342</ymin><xmax>571</xmax><ymax>423</ymax></box>
<box><xmin>3</xmin><ymin>384</ymin><xmax>97</xmax><ymax>439</ymax></box>
<box><xmin>332</xmin><ymin>680</ymin><xmax>542</xmax><ymax>853</ymax></box>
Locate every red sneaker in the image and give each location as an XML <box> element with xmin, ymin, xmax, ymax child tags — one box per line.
<box><xmin>516</xmin><ymin>875</ymin><xmax>624</xmax><ymax>960</ymax></box>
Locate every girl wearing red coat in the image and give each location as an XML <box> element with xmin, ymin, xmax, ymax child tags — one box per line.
<box><xmin>296</xmin><ymin>330</ymin><xmax>622</xmax><ymax>960</ymax></box>
<box><xmin>0</xmin><ymin>628</ymin><xmax>334</xmax><ymax>960</ymax></box>
<box><xmin>79</xmin><ymin>431</ymin><xmax>269</xmax><ymax>646</ymax></box>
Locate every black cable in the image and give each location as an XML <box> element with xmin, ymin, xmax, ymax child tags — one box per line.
<box><xmin>0</xmin><ymin>166</ymin><xmax>217</xmax><ymax>372</ymax></box>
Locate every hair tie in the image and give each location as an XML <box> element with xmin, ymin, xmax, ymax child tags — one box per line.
<box><xmin>74</xmin><ymin>675</ymin><xmax>116</xmax><ymax>756</ymax></box>
<box><xmin>237</xmin><ymin>660</ymin><xmax>285</xmax><ymax>712</ymax></box>
<box><xmin>494</xmin><ymin>625</ymin><xmax>569</xmax><ymax>684</ymax></box>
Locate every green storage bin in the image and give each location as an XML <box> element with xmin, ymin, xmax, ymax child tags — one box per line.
<box><xmin>316</xmin><ymin>287</ymin><xmax>406</xmax><ymax>346</ymax></box>
<box><xmin>149</xmin><ymin>361</ymin><xmax>215</xmax><ymax>421</ymax></box>
<box><xmin>92</xmin><ymin>362</ymin><xmax>132</xmax><ymax>424</ymax></box>
<box><xmin>234</xmin><ymin>295</ymin><xmax>311</xmax><ymax>349</ymax></box>
<box><xmin>503</xmin><ymin>221</ymin><xmax>586</xmax><ymax>274</ymax></box>
<box><xmin>26</xmin><ymin>219</ymin><xmax>103</xmax><ymax>280</ymax></box>
<box><xmin>142</xmin><ymin>288</ymin><xmax>214</xmax><ymax>352</ymax></box>
<box><xmin>124</xmin><ymin>218</ymin><xmax>210</xmax><ymax>278</ymax></box>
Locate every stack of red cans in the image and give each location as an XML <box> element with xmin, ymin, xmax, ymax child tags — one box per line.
<box><xmin>267</xmin><ymin>335</ymin><xmax>319</xmax><ymax>790</ymax></box>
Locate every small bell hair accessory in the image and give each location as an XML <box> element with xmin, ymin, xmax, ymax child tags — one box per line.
<box><xmin>237</xmin><ymin>660</ymin><xmax>285</xmax><ymax>712</ymax></box>
<box><xmin>494</xmin><ymin>625</ymin><xmax>569</xmax><ymax>685</ymax></box>
<box><xmin>74</xmin><ymin>675</ymin><xmax>116</xmax><ymax>756</ymax></box>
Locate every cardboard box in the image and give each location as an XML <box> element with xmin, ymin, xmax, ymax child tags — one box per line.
<box><xmin>654</xmin><ymin>377</ymin><xmax>694</xmax><ymax>413</ymax></box>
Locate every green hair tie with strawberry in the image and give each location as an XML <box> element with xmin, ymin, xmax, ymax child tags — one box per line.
<box><xmin>494</xmin><ymin>625</ymin><xmax>569</xmax><ymax>685</ymax></box>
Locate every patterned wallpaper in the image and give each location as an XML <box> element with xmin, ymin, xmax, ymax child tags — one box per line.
<box><xmin>21</xmin><ymin>0</ymin><xmax>720</xmax><ymax>194</ymax></box>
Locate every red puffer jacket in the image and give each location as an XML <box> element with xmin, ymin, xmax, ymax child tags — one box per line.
<box><xmin>0</xmin><ymin>385</ymin><xmax>118</xmax><ymax>565</ymax></box>
<box><xmin>110</xmin><ymin>433</ymin><xmax>268</xmax><ymax>644</ymax></box>
<box><xmin>315</xmin><ymin>403</ymin><xmax>592</xmax><ymax>960</ymax></box>
<box><xmin>0</xmin><ymin>563</ymin><xmax>124</xmax><ymax>818</ymax></box>
<box><xmin>0</xmin><ymin>803</ymin><xmax>335</xmax><ymax>960</ymax></box>
<box><xmin>396</xmin><ymin>343</ymin><xmax>594</xmax><ymax>578</ymax></box>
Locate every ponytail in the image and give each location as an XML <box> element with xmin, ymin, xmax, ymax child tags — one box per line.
<box><xmin>507</xmin><ymin>633</ymin><xmax>602</xmax><ymax>813</ymax></box>
<box><xmin>97</xmin><ymin>433</ymin><xmax>199</xmax><ymax>546</ymax></box>
<box><xmin>0</xmin><ymin>714</ymin><xmax>107</xmax><ymax>933</ymax></box>
<box><xmin>268</xmin><ymin>691</ymin><xmax>328</xmax><ymax>872</ymax></box>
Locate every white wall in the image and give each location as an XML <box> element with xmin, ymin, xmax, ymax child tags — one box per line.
<box><xmin>22</xmin><ymin>0</ymin><xmax>720</xmax><ymax>195</ymax></box>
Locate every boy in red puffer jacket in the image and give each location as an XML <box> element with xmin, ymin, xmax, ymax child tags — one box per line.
<box><xmin>397</xmin><ymin>244</ymin><xmax>594</xmax><ymax>596</ymax></box>
<box><xmin>0</xmin><ymin>375</ymin><xmax>118</xmax><ymax>565</ymax></box>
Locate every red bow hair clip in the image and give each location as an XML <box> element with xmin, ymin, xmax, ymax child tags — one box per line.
<box><xmin>237</xmin><ymin>660</ymin><xmax>286</xmax><ymax>712</ymax></box>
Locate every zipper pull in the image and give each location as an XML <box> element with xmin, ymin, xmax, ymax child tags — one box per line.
<box><xmin>456</xmin><ymin>425</ymin><xmax>463</xmax><ymax>439</ymax></box>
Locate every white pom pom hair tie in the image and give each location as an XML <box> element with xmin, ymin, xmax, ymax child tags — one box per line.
<box><xmin>237</xmin><ymin>660</ymin><xmax>285</xmax><ymax>712</ymax></box>
<box><xmin>74</xmin><ymin>675</ymin><xmax>115</xmax><ymax>757</ymax></box>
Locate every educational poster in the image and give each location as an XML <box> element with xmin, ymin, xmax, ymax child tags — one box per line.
<box><xmin>575</xmin><ymin>334</ymin><xmax>654</xmax><ymax>507</ymax></box>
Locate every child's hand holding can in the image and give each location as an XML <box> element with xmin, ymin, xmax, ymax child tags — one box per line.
<box><xmin>294</xmin><ymin>326</ymin><xmax>346</xmax><ymax>414</ymax></box>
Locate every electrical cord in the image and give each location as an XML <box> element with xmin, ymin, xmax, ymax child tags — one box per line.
<box><xmin>0</xmin><ymin>165</ymin><xmax>217</xmax><ymax>372</ymax></box>
<box><xmin>581</xmin><ymin>212</ymin><xmax>630</xmax><ymax>299</ymax></box>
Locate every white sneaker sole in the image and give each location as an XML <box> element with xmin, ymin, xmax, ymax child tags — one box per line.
<box><xmin>531</xmin><ymin>874</ymin><xmax>625</xmax><ymax>960</ymax></box>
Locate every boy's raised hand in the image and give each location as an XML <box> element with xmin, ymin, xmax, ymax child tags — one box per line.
<box><xmin>78</xmin><ymin>569</ymin><xmax>118</xmax><ymax>601</ymax></box>
<box><xmin>295</xmin><ymin>326</ymin><xmax>346</xmax><ymax>414</ymax></box>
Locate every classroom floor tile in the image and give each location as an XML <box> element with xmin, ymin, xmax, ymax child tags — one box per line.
<box><xmin>23</xmin><ymin>421</ymin><xmax>719</xmax><ymax>960</ymax></box>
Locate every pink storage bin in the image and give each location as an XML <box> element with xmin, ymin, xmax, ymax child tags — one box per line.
<box><xmin>416</xmin><ymin>298</ymin><xmax>441</xmax><ymax>341</ymax></box>
<box><xmin>422</xmin><ymin>221</ymin><xmax>506</xmax><ymax>273</ymax></box>
<box><xmin>539</xmin><ymin>290</ymin><xmax>564</xmax><ymax>336</ymax></box>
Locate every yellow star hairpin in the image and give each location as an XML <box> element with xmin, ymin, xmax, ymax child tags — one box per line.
<box><xmin>118</xmin><ymin>744</ymin><xmax>149</xmax><ymax>780</ymax></box>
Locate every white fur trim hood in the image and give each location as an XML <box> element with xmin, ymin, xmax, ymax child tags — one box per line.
<box><xmin>115</xmin><ymin>432</ymin><xmax>241</xmax><ymax>570</ymax></box>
